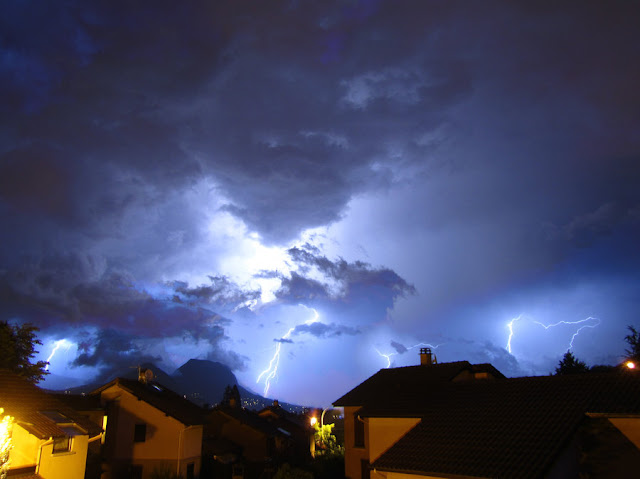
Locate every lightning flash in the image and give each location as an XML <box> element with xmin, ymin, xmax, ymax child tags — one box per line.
<box><xmin>376</xmin><ymin>342</ymin><xmax>440</xmax><ymax>368</ymax></box>
<box><xmin>257</xmin><ymin>307</ymin><xmax>319</xmax><ymax>397</ymax></box>
<box><xmin>506</xmin><ymin>315</ymin><xmax>601</xmax><ymax>354</ymax></box>
<box><xmin>45</xmin><ymin>339</ymin><xmax>72</xmax><ymax>371</ymax></box>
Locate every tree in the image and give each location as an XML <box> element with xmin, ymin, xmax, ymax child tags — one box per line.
<box><xmin>0</xmin><ymin>321</ymin><xmax>49</xmax><ymax>383</ymax></box>
<box><xmin>311</xmin><ymin>423</ymin><xmax>345</xmax><ymax>479</ymax></box>
<box><xmin>555</xmin><ymin>351</ymin><xmax>589</xmax><ymax>375</ymax></box>
<box><xmin>313</xmin><ymin>423</ymin><xmax>344</xmax><ymax>458</ymax></box>
<box><xmin>624</xmin><ymin>325</ymin><xmax>640</xmax><ymax>362</ymax></box>
<box><xmin>220</xmin><ymin>384</ymin><xmax>240</xmax><ymax>407</ymax></box>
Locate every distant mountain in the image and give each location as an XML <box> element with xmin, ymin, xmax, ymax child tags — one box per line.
<box><xmin>59</xmin><ymin>362</ymin><xmax>177</xmax><ymax>395</ymax></box>
<box><xmin>172</xmin><ymin>359</ymin><xmax>238</xmax><ymax>406</ymax></box>
<box><xmin>52</xmin><ymin>359</ymin><xmax>308</xmax><ymax>412</ymax></box>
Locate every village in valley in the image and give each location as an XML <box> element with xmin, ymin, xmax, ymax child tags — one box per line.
<box><xmin>2</xmin><ymin>323</ymin><xmax>640</xmax><ymax>479</ymax></box>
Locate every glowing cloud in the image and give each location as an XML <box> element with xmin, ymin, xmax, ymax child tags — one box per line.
<box><xmin>45</xmin><ymin>339</ymin><xmax>73</xmax><ymax>371</ymax></box>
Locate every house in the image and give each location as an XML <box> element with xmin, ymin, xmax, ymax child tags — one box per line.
<box><xmin>333</xmin><ymin>348</ymin><xmax>640</xmax><ymax>479</ymax></box>
<box><xmin>88</xmin><ymin>370</ymin><xmax>205</xmax><ymax>479</ymax></box>
<box><xmin>203</xmin><ymin>399</ymin><xmax>292</xmax><ymax>479</ymax></box>
<box><xmin>0</xmin><ymin>369</ymin><xmax>102</xmax><ymax>479</ymax></box>
<box><xmin>258</xmin><ymin>400</ymin><xmax>315</xmax><ymax>460</ymax></box>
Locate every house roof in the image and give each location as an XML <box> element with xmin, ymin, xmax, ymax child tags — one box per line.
<box><xmin>0</xmin><ymin>369</ymin><xmax>102</xmax><ymax>439</ymax></box>
<box><xmin>371</xmin><ymin>371</ymin><xmax>640</xmax><ymax>479</ymax></box>
<box><xmin>333</xmin><ymin>361</ymin><xmax>504</xmax><ymax>408</ymax></box>
<box><xmin>258</xmin><ymin>404</ymin><xmax>310</xmax><ymax>431</ymax></box>
<box><xmin>208</xmin><ymin>405</ymin><xmax>284</xmax><ymax>438</ymax></box>
<box><xmin>91</xmin><ymin>377</ymin><xmax>204</xmax><ymax>426</ymax></box>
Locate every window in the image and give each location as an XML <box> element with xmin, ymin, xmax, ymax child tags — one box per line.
<box><xmin>53</xmin><ymin>436</ymin><xmax>71</xmax><ymax>454</ymax></box>
<box><xmin>354</xmin><ymin>412</ymin><xmax>364</xmax><ymax>448</ymax></box>
<box><xmin>360</xmin><ymin>459</ymin><xmax>370</xmax><ymax>479</ymax></box>
<box><xmin>134</xmin><ymin>423</ymin><xmax>146</xmax><ymax>443</ymax></box>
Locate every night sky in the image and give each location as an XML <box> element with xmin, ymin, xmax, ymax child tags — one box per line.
<box><xmin>2</xmin><ymin>1</ymin><xmax>640</xmax><ymax>407</ymax></box>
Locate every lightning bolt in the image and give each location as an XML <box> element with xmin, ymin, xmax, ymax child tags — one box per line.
<box><xmin>376</xmin><ymin>342</ymin><xmax>441</xmax><ymax>368</ymax></box>
<box><xmin>375</xmin><ymin>348</ymin><xmax>394</xmax><ymax>368</ymax></box>
<box><xmin>45</xmin><ymin>339</ymin><xmax>72</xmax><ymax>371</ymax></box>
<box><xmin>532</xmin><ymin>317</ymin><xmax>601</xmax><ymax>351</ymax></box>
<box><xmin>506</xmin><ymin>314</ymin><xmax>524</xmax><ymax>354</ymax></box>
<box><xmin>506</xmin><ymin>315</ymin><xmax>601</xmax><ymax>354</ymax></box>
<box><xmin>257</xmin><ymin>306</ymin><xmax>319</xmax><ymax>397</ymax></box>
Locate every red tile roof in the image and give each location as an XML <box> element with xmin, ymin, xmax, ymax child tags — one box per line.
<box><xmin>371</xmin><ymin>372</ymin><xmax>640</xmax><ymax>478</ymax></box>
<box><xmin>0</xmin><ymin>369</ymin><xmax>102</xmax><ymax>439</ymax></box>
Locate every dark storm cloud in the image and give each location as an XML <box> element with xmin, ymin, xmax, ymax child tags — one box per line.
<box><xmin>72</xmin><ymin>328</ymin><xmax>160</xmax><ymax>370</ymax></box>
<box><xmin>293</xmin><ymin>321</ymin><xmax>360</xmax><ymax>338</ymax></box>
<box><xmin>282</xmin><ymin>246</ymin><xmax>416</xmax><ymax>299</ymax></box>
<box><xmin>0</xmin><ymin>252</ymin><xmax>232</xmax><ymax>351</ymax></box>
<box><xmin>2</xmin><ymin>0</ymin><xmax>640</xmax><ymax>401</ymax></box>
<box><xmin>171</xmin><ymin>276</ymin><xmax>260</xmax><ymax>307</ymax></box>
<box><xmin>0</xmin><ymin>0</ymin><xmax>480</xmax><ymax>247</ymax></box>
<box><xmin>274</xmin><ymin>338</ymin><xmax>294</xmax><ymax>344</ymax></box>
<box><xmin>390</xmin><ymin>341</ymin><xmax>408</xmax><ymax>354</ymax></box>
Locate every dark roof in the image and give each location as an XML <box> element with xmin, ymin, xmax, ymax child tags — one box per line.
<box><xmin>258</xmin><ymin>404</ymin><xmax>309</xmax><ymax>430</ymax></box>
<box><xmin>91</xmin><ymin>378</ymin><xmax>204</xmax><ymax>426</ymax></box>
<box><xmin>372</xmin><ymin>372</ymin><xmax>640</xmax><ymax>479</ymax></box>
<box><xmin>208</xmin><ymin>405</ymin><xmax>284</xmax><ymax>438</ymax></box>
<box><xmin>52</xmin><ymin>392</ymin><xmax>103</xmax><ymax>411</ymax></box>
<box><xmin>0</xmin><ymin>369</ymin><xmax>102</xmax><ymax>439</ymax></box>
<box><xmin>333</xmin><ymin>361</ymin><xmax>503</xmax><ymax>408</ymax></box>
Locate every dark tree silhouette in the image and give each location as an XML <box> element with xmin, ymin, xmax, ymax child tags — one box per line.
<box><xmin>0</xmin><ymin>321</ymin><xmax>49</xmax><ymax>383</ymax></box>
<box><xmin>555</xmin><ymin>351</ymin><xmax>589</xmax><ymax>375</ymax></box>
<box><xmin>221</xmin><ymin>384</ymin><xmax>241</xmax><ymax>407</ymax></box>
<box><xmin>624</xmin><ymin>325</ymin><xmax>640</xmax><ymax>361</ymax></box>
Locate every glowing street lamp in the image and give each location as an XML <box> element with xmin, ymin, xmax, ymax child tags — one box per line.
<box><xmin>309</xmin><ymin>416</ymin><xmax>317</xmax><ymax>427</ymax></box>
<box><xmin>626</xmin><ymin>361</ymin><xmax>636</xmax><ymax>370</ymax></box>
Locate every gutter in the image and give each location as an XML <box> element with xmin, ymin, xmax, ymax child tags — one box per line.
<box><xmin>35</xmin><ymin>438</ymin><xmax>54</xmax><ymax>475</ymax></box>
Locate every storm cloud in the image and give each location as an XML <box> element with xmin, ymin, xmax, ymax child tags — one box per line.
<box><xmin>1</xmin><ymin>1</ymin><xmax>639</xmax><ymax>405</ymax></box>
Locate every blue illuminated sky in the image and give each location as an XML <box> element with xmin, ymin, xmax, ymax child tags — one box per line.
<box><xmin>1</xmin><ymin>1</ymin><xmax>640</xmax><ymax>406</ymax></box>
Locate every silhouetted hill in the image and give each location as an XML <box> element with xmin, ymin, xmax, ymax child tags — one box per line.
<box><xmin>172</xmin><ymin>359</ymin><xmax>238</xmax><ymax>406</ymax></box>
<box><xmin>53</xmin><ymin>359</ymin><xmax>308</xmax><ymax>412</ymax></box>
<box><xmin>60</xmin><ymin>362</ymin><xmax>177</xmax><ymax>394</ymax></box>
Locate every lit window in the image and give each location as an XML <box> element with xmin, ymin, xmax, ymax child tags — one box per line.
<box><xmin>53</xmin><ymin>436</ymin><xmax>71</xmax><ymax>454</ymax></box>
<box><xmin>134</xmin><ymin>424</ymin><xmax>146</xmax><ymax>443</ymax></box>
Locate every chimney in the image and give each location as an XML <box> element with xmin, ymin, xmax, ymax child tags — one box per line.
<box><xmin>138</xmin><ymin>367</ymin><xmax>154</xmax><ymax>384</ymax></box>
<box><xmin>420</xmin><ymin>348</ymin><xmax>434</xmax><ymax>366</ymax></box>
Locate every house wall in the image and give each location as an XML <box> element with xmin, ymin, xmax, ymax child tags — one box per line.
<box><xmin>100</xmin><ymin>385</ymin><xmax>202</xmax><ymax>479</ymax></box>
<box><xmin>343</xmin><ymin>406</ymin><xmax>369</xmax><ymax>479</ymax></box>
<box><xmin>9</xmin><ymin>424</ymin><xmax>89</xmax><ymax>479</ymax></box>
<box><xmin>9</xmin><ymin>423</ymin><xmax>39</xmax><ymax>467</ymax></box>
<box><xmin>609</xmin><ymin>417</ymin><xmax>640</xmax><ymax>447</ymax></box>
<box><xmin>368</xmin><ymin>417</ymin><xmax>421</xmax><ymax>463</ymax></box>
<box><xmin>38</xmin><ymin>435</ymin><xmax>89</xmax><ymax>479</ymax></box>
<box><xmin>220</xmin><ymin>419</ymin><xmax>269</xmax><ymax>461</ymax></box>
